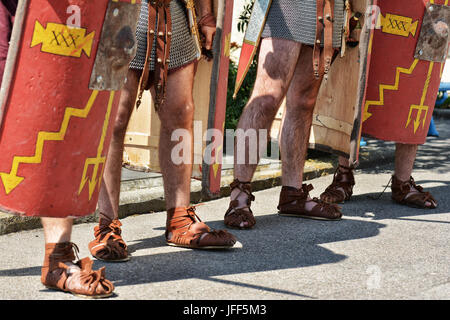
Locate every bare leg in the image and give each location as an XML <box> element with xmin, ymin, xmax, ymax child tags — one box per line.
<box><xmin>394</xmin><ymin>143</ymin><xmax>417</xmax><ymax>181</ymax></box>
<box><xmin>225</xmin><ymin>38</ymin><xmax>302</xmax><ymax>228</ymax></box>
<box><xmin>233</xmin><ymin>38</ymin><xmax>302</xmax><ymax>182</ymax></box>
<box><xmin>90</xmin><ymin>69</ymin><xmax>140</xmax><ymax>262</ymax></box>
<box><xmin>41</xmin><ymin>217</ymin><xmax>73</xmax><ymax>243</ymax></box>
<box><xmin>338</xmin><ymin>156</ymin><xmax>351</xmax><ymax>167</ymax></box>
<box><xmin>158</xmin><ymin>63</ymin><xmax>236</xmax><ymax>248</ymax></box>
<box><xmin>156</xmin><ymin>63</ymin><xmax>196</xmax><ymax>210</ymax></box>
<box><xmin>280</xmin><ymin>45</ymin><xmax>324</xmax><ymax>189</ymax></box>
<box><xmin>277</xmin><ymin>46</ymin><xmax>340</xmax><ymax>218</ymax></box>
<box><xmin>97</xmin><ymin>69</ymin><xmax>141</xmax><ymax>220</ymax></box>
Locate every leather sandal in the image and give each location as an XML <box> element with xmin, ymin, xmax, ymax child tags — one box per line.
<box><xmin>166</xmin><ymin>206</ymin><xmax>237</xmax><ymax>249</ymax></box>
<box><xmin>320</xmin><ymin>165</ymin><xmax>355</xmax><ymax>204</ymax></box>
<box><xmin>224</xmin><ymin>179</ymin><xmax>256</xmax><ymax>229</ymax></box>
<box><xmin>278</xmin><ymin>184</ymin><xmax>342</xmax><ymax>220</ymax></box>
<box><xmin>89</xmin><ymin>215</ymin><xmax>130</xmax><ymax>262</ymax></box>
<box><xmin>391</xmin><ymin>175</ymin><xmax>437</xmax><ymax>209</ymax></box>
<box><xmin>41</xmin><ymin>242</ymin><xmax>114</xmax><ymax>299</ymax></box>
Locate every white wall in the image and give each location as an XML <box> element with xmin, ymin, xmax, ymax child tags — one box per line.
<box><xmin>441</xmin><ymin>59</ymin><xmax>450</xmax><ymax>83</ymax></box>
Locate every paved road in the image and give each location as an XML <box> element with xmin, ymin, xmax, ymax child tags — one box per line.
<box><xmin>0</xmin><ymin>120</ymin><xmax>449</xmax><ymax>300</ymax></box>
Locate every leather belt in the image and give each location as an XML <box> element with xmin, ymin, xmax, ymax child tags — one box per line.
<box><xmin>136</xmin><ymin>0</ymin><xmax>173</xmax><ymax>111</ymax></box>
<box><xmin>313</xmin><ymin>0</ymin><xmax>335</xmax><ymax>80</ymax></box>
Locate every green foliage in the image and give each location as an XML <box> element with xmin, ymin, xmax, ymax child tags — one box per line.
<box><xmin>225</xmin><ymin>1</ymin><xmax>257</xmax><ymax>130</ymax></box>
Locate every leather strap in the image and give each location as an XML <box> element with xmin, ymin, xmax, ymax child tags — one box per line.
<box><xmin>313</xmin><ymin>0</ymin><xmax>325</xmax><ymax>79</ymax></box>
<box><xmin>323</xmin><ymin>0</ymin><xmax>334</xmax><ymax>79</ymax></box>
<box><xmin>136</xmin><ymin>0</ymin><xmax>173</xmax><ymax>111</ymax></box>
<box><xmin>313</xmin><ymin>0</ymin><xmax>335</xmax><ymax>80</ymax></box>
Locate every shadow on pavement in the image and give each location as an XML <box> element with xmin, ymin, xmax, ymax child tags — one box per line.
<box><xmin>103</xmin><ymin>213</ymin><xmax>386</xmax><ymax>297</ymax></box>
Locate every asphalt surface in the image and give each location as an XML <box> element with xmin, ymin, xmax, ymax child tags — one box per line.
<box><xmin>0</xmin><ymin>120</ymin><xmax>449</xmax><ymax>301</ymax></box>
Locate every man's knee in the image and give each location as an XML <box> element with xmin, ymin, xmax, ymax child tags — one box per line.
<box><xmin>112</xmin><ymin>109</ymin><xmax>132</xmax><ymax>139</ymax></box>
<box><xmin>288</xmin><ymin>87</ymin><xmax>320</xmax><ymax>113</ymax></box>
<box><xmin>159</xmin><ymin>98</ymin><xmax>195</xmax><ymax>129</ymax></box>
<box><xmin>240</xmin><ymin>94</ymin><xmax>281</xmax><ymax>129</ymax></box>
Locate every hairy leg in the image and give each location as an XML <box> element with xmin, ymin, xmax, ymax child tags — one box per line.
<box><xmin>394</xmin><ymin>143</ymin><xmax>417</xmax><ymax>181</ymax></box>
<box><xmin>225</xmin><ymin>39</ymin><xmax>302</xmax><ymax>228</ymax></box>
<box><xmin>156</xmin><ymin>63</ymin><xmax>196</xmax><ymax>210</ymax></box>
<box><xmin>280</xmin><ymin>45</ymin><xmax>324</xmax><ymax>189</ymax></box>
<box><xmin>230</xmin><ymin>39</ymin><xmax>302</xmax><ymax>219</ymax></box>
<box><xmin>233</xmin><ymin>38</ymin><xmax>302</xmax><ymax>182</ymax></box>
<box><xmin>279</xmin><ymin>45</ymin><xmax>337</xmax><ymax>212</ymax></box>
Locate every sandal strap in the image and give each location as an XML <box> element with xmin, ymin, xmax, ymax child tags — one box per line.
<box><xmin>94</xmin><ymin>218</ymin><xmax>125</xmax><ymax>241</ymax></box>
<box><xmin>391</xmin><ymin>175</ymin><xmax>437</xmax><ymax>207</ymax></box>
<box><xmin>167</xmin><ymin>206</ymin><xmax>236</xmax><ymax>247</ymax></box>
<box><xmin>230</xmin><ymin>179</ymin><xmax>255</xmax><ymax>204</ymax></box>
<box><xmin>43</xmin><ymin>242</ymin><xmax>79</xmax><ymax>270</ymax></box>
<box><xmin>166</xmin><ymin>206</ymin><xmax>209</xmax><ymax>242</ymax></box>
<box><xmin>278</xmin><ymin>184</ymin><xmax>313</xmax><ymax>208</ymax></box>
<box><xmin>278</xmin><ymin>185</ymin><xmax>342</xmax><ymax>219</ymax></box>
<box><xmin>225</xmin><ymin>179</ymin><xmax>257</xmax><ymax>229</ymax></box>
<box><xmin>321</xmin><ymin>165</ymin><xmax>355</xmax><ymax>202</ymax></box>
<box><xmin>224</xmin><ymin>206</ymin><xmax>256</xmax><ymax>228</ymax></box>
<box><xmin>41</xmin><ymin>243</ymin><xmax>114</xmax><ymax>297</ymax></box>
<box><xmin>392</xmin><ymin>175</ymin><xmax>420</xmax><ymax>199</ymax></box>
<box><xmin>166</xmin><ymin>206</ymin><xmax>204</xmax><ymax>232</ymax></box>
<box><xmin>89</xmin><ymin>217</ymin><xmax>128</xmax><ymax>261</ymax></box>
<box><xmin>335</xmin><ymin>164</ymin><xmax>355</xmax><ymax>184</ymax></box>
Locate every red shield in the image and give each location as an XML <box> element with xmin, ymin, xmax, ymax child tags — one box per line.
<box><xmin>361</xmin><ymin>0</ymin><xmax>448</xmax><ymax>144</ymax></box>
<box><xmin>0</xmin><ymin>0</ymin><xmax>140</xmax><ymax>217</ymax></box>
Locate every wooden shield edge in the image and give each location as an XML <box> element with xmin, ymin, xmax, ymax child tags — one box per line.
<box><xmin>348</xmin><ymin>0</ymin><xmax>377</xmax><ymax>167</ymax></box>
<box><xmin>201</xmin><ymin>0</ymin><xmax>233</xmax><ymax>199</ymax></box>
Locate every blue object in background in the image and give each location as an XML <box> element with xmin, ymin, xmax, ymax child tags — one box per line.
<box><xmin>360</xmin><ymin>137</ymin><xmax>367</xmax><ymax>147</ymax></box>
<box><xmin>428</xmin><ymin>117</ymin><xmax>439</xmax><ymax>137</ymax></box>
<box><xmin>435</xmin><ymin>82</ymin><xmax>450</xmax><ymax>107</ymax></box>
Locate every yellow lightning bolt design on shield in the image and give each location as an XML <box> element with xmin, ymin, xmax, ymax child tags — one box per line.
<box><xmin>363</xmin><ymin>59</ymin><xmax>419</xmax><ymax>122</ymax></box>
<box><xmin>0</xmin><ymin>90</ymin><xmax>99</xmax><ymax>194</ymax></box>
<box><xmin>78</xmin><ymin>91</ymin><xmax>116</xmax><ymax>200</ymax></box>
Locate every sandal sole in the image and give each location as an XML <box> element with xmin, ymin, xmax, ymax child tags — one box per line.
<box><xmin>394</xmin><ymin>200</ymin><xmax>437</xmax><ymax>210</ymax></box>
<box><xmin>45</xmin><ymin>286</ymin><xmax>114</xmax><ymax>299</ymax></box>
<box><xmin>166</xmin><ymin>242</ymin><xmax>235</xmax><ymax>250</ymax></box>
<box><xmin>92</xmin><ymin>254</ymin><xmax>131</xmax><ymax>263</ymax></box>
<box><xmin>224</xmin><ymin>224</ymin><xmax>255</xmax><ymax>230</ymax></box>
<box><xmin>278</xmin><ymin>212</ymin><xmax>342</xmax><ymax>221</ymax></box>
